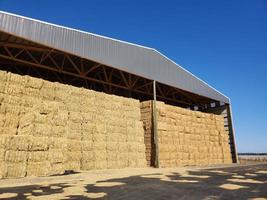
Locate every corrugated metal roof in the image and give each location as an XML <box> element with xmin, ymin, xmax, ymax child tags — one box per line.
<box><xmin>0</xmin><ymin>10</ymin><xmax>229</xmax><ymax>103</ymax></box>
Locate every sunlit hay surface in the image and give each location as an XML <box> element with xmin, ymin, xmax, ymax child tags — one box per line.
<box><xmin>232</xmin><ymin>175</ymin><xmax>245</xmax><ymax>179</ymax></box>
<box><xmin>245</xmin><ymin>173</ymin><xmax>258</xmax><ymax>177</ymax></box>
<box><xmin>208</xmin><ymin>170</ymin><xmax>231</xmax><ymax>175</ymax></box>
<box><xmin>256</xmin><ymin>171</ymin><xmax>267</xmax><ymax>174</ymax></box>
<box><xmin>94</xmin><ymin>182</ymin><xmax>125</xmax><ymax>187</ymax></box>
<box><xmin>227</xmin><ymin>178</ymin><xmax>264</xmax><ymax>184</ymax></box>
<box><xmin>219</xmin><ymin>183</ymin><xmax>248</xmax><ymax>190</ymax></box>
<box><xmin>0</xmin><ymin>193</ymin><xmax>18</xmax><ymax>199</ymax></box>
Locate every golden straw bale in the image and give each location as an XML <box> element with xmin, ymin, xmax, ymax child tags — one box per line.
<box><xmin>66</xmin><ymin>128</ymin><xmax>82</xmax><ymax>140</ymax></box>
<box><xmin>107</xmin><ymin>151</ymin><xmax>118</xmax><ymax>162</ymax></box>
<box><xmin>3</xmin><ymin>114</ymin><xmax>19</xmax><ymax>128</ymax></box>
<box><xmin>106</xmin><ymin>142</ymin><xmax>118</xmax><ymax>152</ymax></box>
<box><xmin>50</xmin><ymin>163</ymin><xmax>64</xmax><ymax>175</ymax></box>
<box><xmin>69</xmin><ymin>112</ymin><xmax>83</xmax><ymax>123</ymax></box>
<box><xmin>0</xmin><ymin>127</ymin><xmax>17</xmax><ymax>136</ymax></box>
<box><xmin>64</xmin><ymin>151</ymin><xmax>82</xmax><ymax>162</ymax></box>
<box><xmin>0</xmin><ymin>113</ymin><xmax>4</xmax><ymax>126</ymax></box>
<box><xmin>0</xmin><ymin>148</ymin><xmax>5</xmax><ymax>161</ymax></box>
<box><xmin>128</xmin><ymin>143</ymin><xmax>138</xmax><ymax>152</ymax></box>
<box><xmin>95</xmin><ymin>161</ymin><xmax>107</xmax><ymax>170</ymax></box>
<box><xmin>82</xmin><ymin>122</ymin><xmax>95</xmax><ymax>133</ymax></box>
<box><xmin>107</xmin><ymin>161</ymin><xmax>117</xmax><ymax>169</ymax></box>
<box><xmin>4</xmin><ymin>82</ymin><xmax>25</xmax><ymax>97</ymax></box>
<box><xmin>50</xmin><ymin>137</ymin><xmax>67</xmax><ymax>149</ymax></box>
<box><xmin>52</xmin><ymin>111</ymin><xmax>68</xmax><ymax>126</ymax></box>
<box><xmin>29</xmin><ymin>136</ymin><xmax>49</xmax><ymax>151</ymax></box>
<box><xmin>81</xmin><ymin>112</ymin><xmax>94</xmax><ymax>123</ymax></box>
<box><xmin>0</xmin><ymin>102</ymin><xmax>21</xmax><ymax>115</ymax></box>
<box><xmin>81</xmin><ymin>141</ymin><xmax>93</xmax><ymax>151</ymax></box>
<box><xmin>93</xmin><ymin>132</ymin><xmax>107</xmax><ymax>142</ymax></box>
<box><xmin>0</xmin><ymin>71</ymin><xmax>7</xmax><ymax>92</ymax></box>
<box><xmin>19</xmin><ymin>112</ymin><xmax>35</xmax><ymax>129</ymax></box>
<box><xmin>95</xmin><ymin>122</ymin><xmax>106</xmax><ymax>133</ymax></box>
<box><xmin>0</xmin><ymin>162</ymin><xmax>5</xmax><ymax>179</ymax></box>
<box><xmin>65</xmin><ymin>161</ymin><xmax>80</xmax><ymax>171</ymax></box>
<box><xmin>18</xmin><ymin>124</ymin><xmax>52</xmax><ymax>137</ymax></box>
<box><xmin>82</xmin><ymin>131</ymin><xmax>93</xmax><ymax>141</ymax></box>
<box><xmin>81</xmin><ymin>160</ymin><xmax>95</xmax><ymax>170</ymax></box>
<box><xmin>82</xmin><ymin>151</ymin><xmax>94</xmax><ymax>161</ymax></box>
<box><xmin>66</xmin><ymin>140</ymin><xmax>81</xmax><ymax>151</ymax></box>
<box><xmin>48</xmin><ymin>149</ymin><xmax>64</xmax><ymax>163</ymax></box>
<box><xmin>25</xmin><ymin>76</ymin><xmax>43</xmax><ymax>89</ymax></box>
<box><xmin>0</xmin><ymin>135</ymin><xmax>12</xmax><ymax>149</ymax></box>
<box><xmin>6</xmin><ymin>73</ymin><xmax>26</xmax><ymax>86</ymax></box>
<box><xmin>28</xmin><ymin>151</ymin><xmax>48</xmax><ymax>162</ymax></box>
<box><xmin>54</xmin><ymin>86</ymin><xmax>70</xmax><ymax>103</ymax></box>
<box><xmin>39</xmin><ymin>81</ymin><xmax>55</xmax><ymax>101</ymax></box>
<box><xmin>5</xmin><ymin>150</ymin><xmax>28</xmax><ymax>163</ymax></box>
<box><xmin>7</xmin><ymin>135</ymin><xmax>30</xmax><ymax>151</ymax></box>
<box><xmin>94</xmin><ymin>150</ymin><xmax>107</xmax><ymax>161</ymax></box>
<box><xmin>3</xmin><ymin>162</ymin><xmax>26</xmax><ymax>178</ymax></box>
<box><xmin>128</xmin><ymin>157</ymin><xmax>138</xmax><ymax>167</ymax></box>
<box><xmin>51</xmin><ymin>126</ymin><xmax>68</xmax><ymax>138</ymax></box>
<box><xmin>26</xmin><ymin>161</ymin><xmax>50</xmax><ymax>177</ymax></box>
<box><xmin>118</xmin><ymin>143</ymin><xmax>128</xmax><ymax>152</ymax></box>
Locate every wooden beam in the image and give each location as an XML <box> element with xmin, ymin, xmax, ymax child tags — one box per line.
<box><xmin>83</xmin><ymin>63</ymin><xmax>102</xmax><ymax>76</ymax></box>
<box><xmin>25</xmin><ymin>49</ymin><xmax>39</xmax><ymax>64</ymax></box>
<box><xmin>65</xmin><ymin>54</ymin><xmax>81</xmax><ymax>74</ymax></box>
<box><xmin>40</xmin><ymin>49</ymin><xmax>53</xmax><ymax>64</ymax></box>
<box><xmin>3</xmin><ymin>46</ymin><xmax>13</xmax><ymax>57</ymax></box>
<box><xmin>134</xmin><ymin>81</ymin><xmax>152</xmax><ymax>91</ymax></box>
<box><xmin>1</xmin><ymin>42</ymin><xmax>54</xmax><ymax>53</ymax></box>
<box><xmin>156</xmin><ymin>83</ymin><xmax>165</xmax><ymax>98</ymax></box>
<box><xmin>14</xmin><ymin>49</ymin><xmax>24</xmax><ymax>58</ymax></box>
<box><xmin>131</xmin><ymin>76</ymin><xmax>139</xmax><ymax>89</ymax></box>
<box><xmin>119</xmin><ymin>71</ymin><xmax>130</xmax><ymax>87</ymax></box>
<box><xmin>0</xmin><ymin>44</ymin><xmax>198</xmax><ymax>107</ymax></box>
<box><xmin>48</xmin><ymin>54</ymin><xmax>60</xmax><ymax>70</ymax></box>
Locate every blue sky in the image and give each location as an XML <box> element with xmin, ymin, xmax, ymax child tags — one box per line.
<box><xmin>1</xmin><ymin>0</ymin><xmax>266</xmax><ymax>153</ymax></box>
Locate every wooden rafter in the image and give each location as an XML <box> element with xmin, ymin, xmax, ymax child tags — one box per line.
<box><xmin>0</xmin><ymin>41</ymin><xmax>214</xmax><ymax>107</ymax></box>
<box><xmin>119</xmin><ymin>71</ymin><xmax>129</xmax><ymax>87</ymax></box>
<box><xmin>83</xmin><ymin>63</ymin><xmax>102</xmax><ymax>76</ymax></box>
<box><xmin>65</xmin><ymin>54</ymin><xmax>81</xmax><ymax>74</ymax></box>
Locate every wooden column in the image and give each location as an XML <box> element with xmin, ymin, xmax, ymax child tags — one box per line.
<box><xmin>152</xmin><ymin>80</ymin><xmax>159</xmax><ymax>168</ymax></box>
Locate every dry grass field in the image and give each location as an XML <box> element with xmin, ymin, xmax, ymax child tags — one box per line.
<box><xmin>239</xmin><ymin>155</ymin><xmax>267</xmax><ymax>164</ymax></box>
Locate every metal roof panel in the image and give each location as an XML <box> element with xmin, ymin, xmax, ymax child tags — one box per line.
<box><xmin>0</xmin><ymin>10</ymin><xmax>229</xmax><ymax>103</ymax></box>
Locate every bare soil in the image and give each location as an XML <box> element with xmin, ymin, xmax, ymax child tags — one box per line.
<box><xmin>0</xmin><ymin>163</ymin><xmax>266</xmax><ymax>200</ymax></box>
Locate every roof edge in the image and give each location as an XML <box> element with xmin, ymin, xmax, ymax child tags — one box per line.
<box><xmin>152</xmin><ymin>49</ymin><xmax>230</xmax><ymax>102</ymax></box>
<box><xmin>0</xmin><ymin>10</ymin><xmax>153</xmax><ymax>51</ymax></box>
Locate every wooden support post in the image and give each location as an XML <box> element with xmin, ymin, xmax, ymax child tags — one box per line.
<box><xmin>153</xmin><ymin>80</ymin><xmax>159</xmax><ymax>168</ymax></box>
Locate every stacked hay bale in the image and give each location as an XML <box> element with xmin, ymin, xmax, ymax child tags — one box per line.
<box><xmin>140</xmin><ymin>101</ymin><xmax>155</xmax><ymax>166</ymax></box>
<box><xmin>17</xmin><ymin>102</ymin><xmax>67</xmax><ymax>176</ymax></box>
<box><xmin>157</xmin><ymin>101</ymin><xmax>232</xmax><ymax>167</ymax></box>
<box><xmin>141</xmin><ymin>101</ymin><xmax>233</xmax><ymax>168</ymax></box>
<box><xmin>0</xmin><ymin>69</ymin><xmax>147</xmax><ymax>178</ymax></box>
<box><xmin>0</xmin><ymin>71</ymin><xmax>27</xmax><ymax>178</ymax></box>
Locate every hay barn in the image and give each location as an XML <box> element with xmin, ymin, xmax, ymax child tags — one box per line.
<box><xmin>0</xmin><ymin>11</ymin><xmax>238</xmax><ymax>178</ymax></box>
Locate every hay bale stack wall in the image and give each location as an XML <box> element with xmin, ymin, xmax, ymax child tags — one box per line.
<box><xmin>0</xmin><ymin>70</ymin><xmax>233</xmax><ymax>179</ymax></box>
<box><xmin>140</xmin><ymin>101</ymin><xmax>155</xmax><ymax>167</ymax></box>
<box><xmin>0</xmin><ymin>70</ymin><xmax>147</xmax><ymax>178</ymax></box>
<box><xmin>141</xmin><ymin>101</ymin><xmax>233</xmax><ymax>167</ymax></box>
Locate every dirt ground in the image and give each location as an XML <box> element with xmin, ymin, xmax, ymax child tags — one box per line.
<box><xmin>0</xmin><ymin>163</ymin><xmax>266</xmax><ymax>200</ymax></box>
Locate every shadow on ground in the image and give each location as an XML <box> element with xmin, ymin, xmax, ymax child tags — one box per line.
<box><xmin>0</xmin><ymin>164</ymin><xmax>266</xmax><ymax>200</ymax></box>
